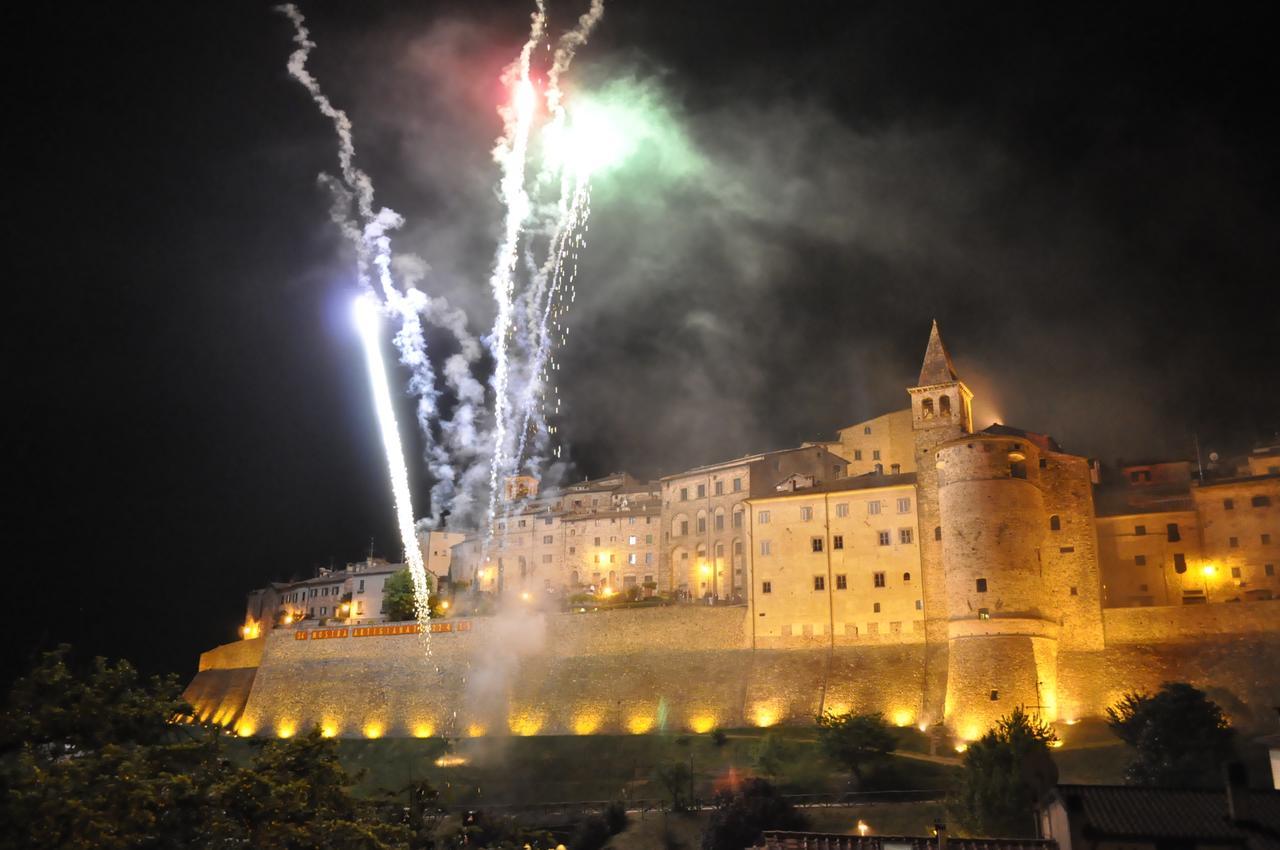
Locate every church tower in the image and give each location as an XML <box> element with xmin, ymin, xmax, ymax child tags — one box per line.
<box><xmin>908</xmin><ymin>321</ymin><xmax>974</xmax><ymax>724</ymax></box>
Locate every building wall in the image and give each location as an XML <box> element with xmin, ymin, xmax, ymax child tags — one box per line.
<box><xmin>663</xmin><ymin>447</ymin><xmax>847</xmax><ymax>599</ymax></box>
<box><xmin>1097</xmin><ymin>510</ymin><xmax>1206</xmax><ymax>606</ymax></box>
<box><xmin>829</xmin><ymin>409</ymin><xmax>917</xmax><ymax>476</ymax></box>
<box><xmin>748</xmin><ymin>482</ymin><xmax>924</xmax><ymax>649</ymax></box>
<box><xmin>1193</xmin><ymin>476</ymin><xmax>1280</xmax><ymax>600</ymax></box>
<box><xmin>189</xmin><ymin>599</ymin><xmax>1280</xmax><ymax>740</ymax></box>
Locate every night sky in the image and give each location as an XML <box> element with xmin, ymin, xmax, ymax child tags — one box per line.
<box><xmin>9</xmin><ymin>1</ymin><xmax>1278</xmax><ymax>685</ymax></box>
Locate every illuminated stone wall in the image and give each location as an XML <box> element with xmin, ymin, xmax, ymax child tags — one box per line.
<box><xmin>189</xmin><ymin>598</ymin><xmax>1280</xmax><ymax>740</ymax></box>
<box><xmin>828</xmin><ymin>409</ymin><xmax>917</xmax><ymax>476</ymax></box>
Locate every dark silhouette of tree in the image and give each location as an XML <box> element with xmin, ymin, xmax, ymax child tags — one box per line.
<box><xmin>701</xmin><ymin>778</ymin><xmax>807</xmax><ymax>850</ymax></box>
<box><xmin>655</xmin><ymin>761</ymin><xmax>694</xmax><ymax>811</ymax></box>
<box><xmin>814</xmin><ymin>710</ymin><xmax>897</xmax><ymax>786</ymax></box>
<box><xmin>948</xmin><ymin>708</ymin><xmax>1058</xmax><ymax>838</ymax></box>
<box><xmin>1106</xmin><ymin>682</ymin><xmax>1235</xmax><ymax>787</ymax></box>
<box><xmin>0</xmin><ymin>646</ymin><xmax>407</xmax><ymax>850</ymax></box>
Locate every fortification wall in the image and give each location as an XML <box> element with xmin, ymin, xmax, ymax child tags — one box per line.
<box><xmin>1103</xmin><ymin>598</ymin><xmax>1280</xmax><ymax>643</ymax></box>
<box><xmin>188</xmin><ymin>602</ymin><xmax>1280</xmax><ymax>739</ymax></box>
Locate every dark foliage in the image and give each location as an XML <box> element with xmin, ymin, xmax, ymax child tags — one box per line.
<box><xmin>701</xmin><ymin>777</ymin><xmax>807</xmax><ymax>850</ymax></box>
<box><xmin>948</xmin><ymin>708</ymin><xmax>1058</xmax><ymax>838</ymax></box>
<box><xmin>814</xmin><ymin>710</ymin><xmax>897</xmax><ymax>786</ymax></box>
<box><xmin>1106</xmin><ymin>682</ymin><xmax>1235</xmax><ymax>788</ymax></box>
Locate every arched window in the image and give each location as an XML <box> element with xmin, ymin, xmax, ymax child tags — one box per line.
<box><xmin>713</xmin><ymin>507</ymin><xmax>726</xmax><ymax>532</ymax></box>
<box><xmin>921</xmin><ymin>398</ymin><xmax>935</xmax><ymax>419</ymax></box>
<box><xmin>939</xmin><ymin>395</ymin><xmax>952</xmax><ymax>415</ymax></box>
<box><xmin>903</xmin><ymin>572</ymin><xmax>912</xmax><ymax>582</ymax></box>
<box><xmin>874</xmin><ymin>463</ymin><xmax>883</xmax><ymax>474</ymax></box>
<box><xmin>1049</xmin><ymin>515</ymin><xmax>1061</xmax><ymax>531</ymax></box>
<box><xmin>934</xmin><ymin>526</ymin><xmax>942</xmax><ymax>541</ymax></box>
<box><xmin>696</xmin><ymin>510</ymin><xmax>708</xmax><ymax>534</ymax></box>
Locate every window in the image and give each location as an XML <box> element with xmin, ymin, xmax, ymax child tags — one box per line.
<box><xmin>697</xmin><ymin>484</ymin><xmax>706</xmax><ymax>498</ymax></box>
<box><xmin>1167</xmin><ymin>523</ymin><xmax>1181</xmax><ymax>542</ymax></box>
<box><xmin>891</xmin><ymin>463</ymin><xmax>901</xmax><ymax>474</ymax></box>
<box><xmin>733</xmin><ymin>478</ymin><xmax>742</xmax><ymax>492</ymax></box>
<box><xmin>645</xmin><ymin>553</ymin><xmax>654</xmax><ymax>565</ymax></box>
<box><xmin>833</xmin><ymin>535</ymin><xmax>844</xmax><ymax>550</ymax></box>
<box><xmin>1252</xmin><ymin>495</ymin><xmax>1272</xmax><ymax>507</ymax></box>
<box><xmin>873</xmin><ymin>572</ymin><xmax>886</xmax><ymax>588</ymax></box>
<box><xmin>1266</xmin><ymin>564</ymin><xmax>1275</xmax><ymax>576</ymax></box>
<box><xmin>915</xmin><ymin>599</ymin><xmax>923</xmax><ymax>610</ymax></box>
<box><xmin>873</xmin><ymin>449</ymin><xmax>881</xmax><ymax>460</ymax></box>
<box><xmin>680</xmin><ymin>520</ymin><xmax>689</xmax><ymax>535</ymax></box>
<box><xmin>733</xmin><ymin>511</ymin><xmax>743</xmax><ymax>528</ymax></box>
<box><xmin>814</xmin><ymin>576</ymin><xmax>825</xmax><ymax>591</ymax></box>
<box><xmin>697</xmin><ymin>516</ymin><xmax>707</xmax><ymax>533</ymax></box>
<box><xmin>900</xmin><ymin>528</ymin><xmax>914</xmax><ymax>544</ymax></box>
<box><xmin>544</xmin><ymin>535</ymin><xmax>554</xmax><ymax>544</ymax></box>
<box><xmin>935</xmin><ymin>526</ymin><xmax>942</xmax><ymax>541</ymax></box>
<box><xmin>758</xmin><ymin>510</ymin><xmax>771</xmax><ymax>524</ymax></box>
<box><xmin>1231</xmin><ymin>567</ymin><xmax>1241</xmax><ymax>578</ymax></box>
<box><xmin>976</xmin><ymin>578</ymin><xmax>988</xmax><ymax>593</ymax></box>
<box><xmin>800</xmin><ymin>506</ymin><xmax>813</xmax><ymax>521</ymax></box>
<box><xmin>1135</xmin><ymin>525</ymin><xmax>1147</xmax><ymax>536</ymax></box>
<box><xmin>868</xmin><ymin>501</ymin><xmax>882</xmax><ymax>515</ymax></box>
<box><xmin>1263</xmin><ymin>534</ymin><xmax>1272</xmax><ymax>545</ymax></box>
<box><xmin>1229</xmin><ymin>537</ymin><xmax>1239</xmax><ymax>548</ymax></box>
<box><xmin>646</xmin><ymin>534</ymin><xmax>653</xmax><ymax>544</ymax></box>
<box><xmin>1174</xmin><ymin>553</ymin><xmax>1187</xmax><ymax>574</ymax></box>
<box><xmin>1049</xmin><ymin>515</ymin><xmax>1061</xmax><ymax>531</ymax></box>
<box><xmin>836</xmin><ymin>574</ymin><xmax>847</xmax><ymax>590</ymax></box>
<box><xmin>569</xmin><ymin>546</ymin><xmax>576</xmax><ymax>554</ymax></box>
<box><xmin>714</xmin><ymin>481</ymin><xmax>723</xmax><ymax>496</ymax></box>
<box><xmin>543</xmin><ymin>554</ymin><xmax>553</xmax><ymax>564</ymax></box>
<box><xmin>680</xmin><ymin>487</ymin><xmax>688</xmax><ymax>501</ymax></box>
<box><xmin>811</xmin><ymin>537</ymin><xmax>824</xmax><ymax>553</ymax></box>
<box><xmin>760</xmin><ymin>540</ymin><xmax>772</xmax><ymax>556</ymax></box>
<box><xmin>1224</xmin><ymin>498</ymin><xmax>1234</xmax><ymax>510</ymax></box>
<box><xmin>978</xmin><ymin>608</ymin><xmax>990</xmax><ymax>620</ymax></box>
<box><xmin>922</xmin><ymin>397</ymin><xmax>935</xmax><ymax>418</ymax></box>
<box><xmin>903</xmin><ymin>572</ymin><xmax>912</xmax><ymax>582</ymax></box>
<box><xmin>627</xmin><ymin>535</ymin><xmax>637</xmax><ymax>545</ymax></box>
<box><xmin>714</xmin><ymin>513</ymin><xmax>724</xmax><ymax>531</ymax></box>
<box><xmin>1060</xmin><ymin>546</ymin><xmax>1075</xmax><ymax>553</ymax></box>
<box><xmin>939</xmin><ymin>395</ymin><xmax>951</xmax><ymax>415</ymax></box>
<box><xmin>897</xmin><ymin>497</ymin><xmax>911</xmax><ymax>513</ymax></box>
<box><xmin>321</xmin><ymin>606</ymin><xmax>327</xmax><ymax>616</ymax></box>
<box><xmin>836</xmin><ymin>503</ymin><xmax>849</xmax><ymax>518</ymax></box>
<box><xmin>873</xmin><ymin>602</ymin><xmax>881</xmax><ymax>613</ymax></box>
<box><xmin>358</xmin><ymin>579</ymin><xmax>365</xmax><ymax>592</ymax></box>
<box><xmin>1135</xmin><ymin>555</ymin><xmax>1147</xmax><ymax>566</ymax></box>
<box><xmin>864</xmin><ymin>426</ymin><xmax>872</xmax><ymax>435</ymax></box>
<box><xmin>762</xmin><ymin>581</ymin><xmax>772</xmax><ymax>594</ymax></box>
<box><xmin>854</xmin><ymin>449</ymin><xmax>863</xmax><ymax>461</ymax></box>
<box><xmin>1010</xmin><ymin>460</ymin><xmax>1027</xmax><ymax>479</ymax></box>
<box><xmin>990</xmin><ymin>689</ymin><xmax>999</xmax><ymax>700</ymax></box>
<box><xmin>877</xmin><ymin>530</ymin><xmax>891</xmax><ymax>546</ymax></box>
<box><xmin>594</xmin><ymin>536</ymin><xmax>601</xmax><ymax>546</ymax></box>
<box><xmin>1070</xmin><ymin>586</ymin><xmax>1078</xmax><ymax>596</ymax></box>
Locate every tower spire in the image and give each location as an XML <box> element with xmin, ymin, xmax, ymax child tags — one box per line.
<box><xmin>917</xmin><ymin>319</ymin><xmax>959</xmax><ymax>386</ymax></box>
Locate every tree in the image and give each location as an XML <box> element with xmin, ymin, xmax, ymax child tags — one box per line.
<box><xmin>655</xmin><ymin>761</ymin><xmax>694</xmax><ymax>812</ymax></box>
<box><xmin>701</xmin><ymin>778</ymin><xmax>807</xmax><ymax>850</ymax></box>
<box><xmin>1106</xmin><ymin>682</ymin><xmax>1235</xmax><ymax>787</ymax></box>
<box><xmin>815</xmin><ymin>710</ymin><xmax>897</xmax><ymax>787</ymax></box>
<box><xmin>383</xmin><ymin>568</ymin><xmax>435</xmax><ymax>622</ymax></box>
<box><xmin>0</xmin><ymin>646</ymin><xmax>407</xmax><ymax>850</ymax></box>
<box><xmin>948</xmin><ymin>708</ymin><xmax>1059</xmax><ymax>838</ymax></box>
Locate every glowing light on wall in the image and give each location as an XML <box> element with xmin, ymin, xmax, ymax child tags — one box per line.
<box><xmin>573</xmin><ymin>713</ymin><xmax>602</xmax><ymax>735</ymax></box>
<box><xmin>891</xmin><ymin>710</ymin><xmax>915</xmax><ymax>728</ymax></box>
<box><xmin>276</xmin><ymin>722</ymin><xmax>297</xmax><ymax>739</ymax></box>
<box><xmin>509</xmin><ymin>713</ymin><xmax>544</xmax><ymax>736</ymax></box>
<box><xmin>362</xmin><ymin>722</ymin><xmax>384</xmax><ymax>739</ymax></box>
<box><xmin>434</xmin><ymin>754</ymin><xmax>468</xmax><ymax>767</ymax></box>
<box><xmin>953</xmin><ymin>743</ymin><xmax>968</xmax><ymax>753</ymax></box>
<box><xmin>752</xmin><ymin>705</ymin><xmax>779</xmax><ymax>728</ymax></box>
<box><xmin>320</xmin><ymin>722</ymin><xmax>339</xmax><ymax>738</ymax></box>
<box><xmin>413</xmin><ymin>722</ymin><xmax>435</xmax><ymax>738</ymax></box>
<box><xmin>467</xmin><ymin>723</ymin><xmax>486</xmax><ymax>738</ymax></box>
<box><xmin>689</xmin><ymin>714</ymin><xmax>717</xmax><ymax>734</ymax></box>
<box><xmin>236</xmin><ymin>722</ymin><xmax>255</xmax><ymax>737</ymax></box>
<box><xmin>627</xmin><ymin>715</ymin><xmax>654</xmax><ymax>734</ymax></box>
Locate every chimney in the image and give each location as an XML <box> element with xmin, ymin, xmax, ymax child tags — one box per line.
<box><xmin>1224</xmin><ymin>761</ymin><xmax>1248</xmax><ymax>821</ymax></box>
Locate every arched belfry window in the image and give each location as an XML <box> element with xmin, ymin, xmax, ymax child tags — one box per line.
<box><xmin>939</xmin><ymin>395</ymin><xmax>952</xmax><ymax>416</ymax></box>
<box><xmin>921</xmin><ymin>398</ymin><xmax>935</xmax><ymax>419</ymax></box>
<box><xmin>1049</xmin><ymin>515</ymin><xmax>1061</xmax><ymax>531</ymax></box>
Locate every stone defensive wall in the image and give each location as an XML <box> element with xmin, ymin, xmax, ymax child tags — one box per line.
<box><xmin>185</xmin><ymin>600</ymin><xmax>1280</xmax><ymax>739</ymax></box>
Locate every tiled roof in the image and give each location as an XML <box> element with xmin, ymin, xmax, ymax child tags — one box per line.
<box><xmin>749</xmin><ymin>472</ymin><xmax>918</xmax><ymax>501</ymax></box>
<box><xmin>1054</xmin><ymin>784</ymin><xmax>1280</xmax><ymax>849</ymax></box>
<box><xmin>756</xmin><ymin>833</ymin><xmax>1055</xmax><ymax>850</ymax></box>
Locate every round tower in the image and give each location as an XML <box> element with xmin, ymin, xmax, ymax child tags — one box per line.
<box><xmin>937</xmin><ymin>433</ymin><xmax>1059</xmax><ymax>739</ymax></box>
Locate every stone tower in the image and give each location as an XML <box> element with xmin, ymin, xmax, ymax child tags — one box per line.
<box><xmin>936</xmin><ymin>433</ymin><xmax>1062</xmax><ymax>737</ymax></box>
<box><xmin>908</xmin><ymin>321</ymin><xmax>974</xmax><ymax>724</ymax></box>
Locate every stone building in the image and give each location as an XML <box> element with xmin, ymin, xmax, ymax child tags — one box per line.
<box><xmin>661</xmin><ymin>447</ymin><xmax>849</xmax><ymax>600</ymax></box>
<box><xmin>243</xmin><ymin>557</ymin><xmax>406</xmax><ymax>631</ymax></box>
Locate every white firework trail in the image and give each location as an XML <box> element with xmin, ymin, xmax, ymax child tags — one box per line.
<box><xmin>484</xmin><ymin>2</ymin><xmax>547</xmax><ymax>575</ymax></box>
<box><xmin>278</xmin><ymin>4</ymin><xmax>446</xmax><ymax>633</ymax></box>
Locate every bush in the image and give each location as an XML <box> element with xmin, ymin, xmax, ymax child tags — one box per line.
<box><xmin>701</xmin><ymin>778</ymin><xmax>807</xmax><ymax>850</ymax></box>
<box><xmin>1106</xmin><ymin>682</ymin><xmax>1235</xmax><ymax>787</ymax></box>
<box><xmin>948</xmin><ymin>708</ymin><xmax>1058</xmax><ymax>838</ymax></box>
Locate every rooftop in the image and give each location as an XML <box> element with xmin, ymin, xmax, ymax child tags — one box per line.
<box><xmin>756</xmin><ymin>833</ymin><xmax>1054</xmax><ymax>850</ymax></box>
<box><xmin>660</xmin><ymin>445</ymin><xmax>837</xmax><ymax>480</ymax></box>
<box><xmin>749</xmin><ymin>472</ymin><xmax>918</xmax><ymax>501</ymax></box>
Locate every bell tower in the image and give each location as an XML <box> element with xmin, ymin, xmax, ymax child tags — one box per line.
<box><xmin>908</xmin><ymin>320</ymin><xmax>974</xmax><ymax>724</ymax></box>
